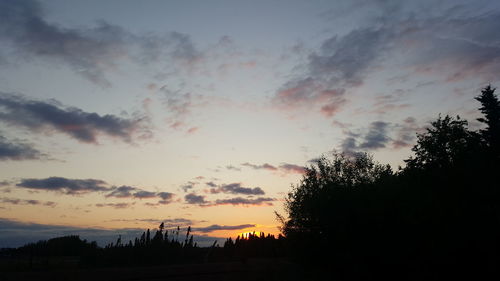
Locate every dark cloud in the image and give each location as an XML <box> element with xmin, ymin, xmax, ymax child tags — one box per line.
<box><xmin>341</xmin><ymin>118</ymin><xmax>423</xmax><ymax>154</ymax></box>
<box><xmin>105</xmin><ymin>185</ymin><xmax>136</xmax><ymax>198</ymax></box>
<box><xmin>17</xmin><ymin>177</ymin><xmax>110</xmax><ymax>195</ymax></box>
<box><xmin>359</xmin><ymin>121</ymin><xmax>391</xmax><ymax>150</ymax></box>
<box><xmin>0</xmin><ymin>0</ymin><xmax>202</xmax><ymax>86</ymax></box>
<box><xmin>209</xmin><ymin>183</ymin><xmax>265</xmax><ymax>195</ymax></box>
<box><xmin>0</xmin><ymin>135</ymin><xmax>44</xmax><ymax>160</ymax></box>
<box><xmin>0</xmin><ymin>197</ymin><xmax>56</xmax><ymax>207</ymax></box>
<box><xmin>184</xmin><ymin>193</ymin><xmax>207</xmax><ymax>204</ymax></box>
<box><xmin>157</xmin><ymin>192</ymin><xmax>175</xmax><ymax>201</ymax></box>
<box><xmin>310</xmin><ymin>28</ymin><xmax>391</xmax><ymax>86</ymax></box>
<box><xmin>205</xmin><ymin>181</ymin><xmax>217</xmax><ymax>188</ymax></box>
<box><xmin>341</xmin><ymin>121</ymin><xmax>391</xmax><ymax>154</ymax></box>
<box><xmin>212</xmin><ymin>197</ymin><xmax>276</xmax><ymax>207</ymax></box>
<box><xmin>133</xmin><ymin>190</ymin><xmax>157</xmax><ymax>199</ymax></box>
<box><xmin>0</xmin><ymin>93</ymin><xmax>147</xmax><ymax>144</ymax></box>
<box><xmin>193</xmin><ymin>224</ymin><xmax>256</xmax><ymax>233</ymax></box>
<box><xmin>241</xmin><ymin>162</ymin><xmax>278</xmax><ymax>171</ymax></box>
<box><xmin>105</xmin><ymin>186</ymin><xmax>176</xmax><ymax>203</ymax></box>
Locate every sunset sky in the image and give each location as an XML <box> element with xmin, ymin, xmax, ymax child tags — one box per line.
<box><xmin>1</xmin><ymin>0</ymin><xmax>500</xmax><ymax>247</ymax></box>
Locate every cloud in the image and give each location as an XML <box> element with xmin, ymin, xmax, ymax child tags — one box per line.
<box><xmin>205</xmin><ymin>182</ymin><xmax>217</xmax><ymax>188</ymax></box>
<box><xmin>241</xmin><ymin>162</ymin><xmax>278</xmax><ymax>171</ymax></box>
<box><xmin>157</xmin><ymin>192</ymin><xmax>175</xmax><ymax>201</ymax></box>
<box><xmin>180</xmin><ymin>181</ymin><xmax>197</xmax><ymax>192</ymax></box>
<box><xmin>0</xmin><ymin>135</ymin><xmax>44</xmax><ymax>160</ymax></box>
<box><xmin>341</xmin><ymin>121</ymin><xmax>391</xmax><ymax>154</ymax></box>
<box><xmin>17</xmin><ymin>177</ymin><xmax>110</xmax><ymax>195</ymax></box>
<box><xmin>209</xmin><ymin>183</ymin><xmax>265</xmax><ymax>195</ymax></box>
<box><xmin>186</xmin><ymin>127</ymin><xmax>199</xmax><ymax>134</ymax></box>
<box><xmin>359</xmin><ymin>121</ymin><xmax>391</xmax><ymax>150</ymax></box>
<box><xmin>273</xmin><ymin>26</ymin><xmax>390</xmax><ymax>116</ymax></box>
<box><xmin>225</xmin><ymin>165</ymin><xmax>241</xmax><ymax>171</ymax></box>
<box><xmin>0</xmin><ymin>0</ymin><xmax>128</xmax><ymax>86</ymax></box>
<box><xmin>133</xmin><ymin>190</ymin><xmax>157</xmax><ymax>199</ymax></box>
<box><xmin>275</xmin><ymin>4</ymin><xmax>500</xmax><ymax>117</ymax></box>
<box><xmin>340</xmin><ymin>118</ymin><xmax>423</xmax><ymax>154</ymax></box>
<box><xmin>95</xmin><ymin>202</ymin><xmax>134</xmax><ymax>209</ymax></box>
<box><xmin>0</xmin><ymin>0</ymin><xmax>203</xmax><ymax>86</ymax></box>
<box><xmin>273</xmin><ymin>78</ymin><xmax>347</xmax><ymax>117</ymax></box>
<box><xmin>241</xmin><ymin>161</ymin><xmax>306</xmax><ymax>175</ymax></box>
<box><xmin>193</xmin><ymin>224</ymin><xmax>256</xmax><ymax>233</ymax></box>
<box><xmin>160</xmin><ymin>87</ymin><xmax>209</xmax><ymax>130</ymax></box>
<box><xmin>0</xmin><ymin>92</ymin><xmax>148</xmax><ymax>144</ymax></box>
<box><xmin>278</xmin><ymin>163</ymin><xmax>306</xmax><ymax>174</ymax></box>
<box><xmin>391</xmin><ymin>117</ymin><xmax>423</xmax><ymax>149</ymax></box>
<box><xmin>0</xmin><ymin>197</ymin><xmax>56</xmax><ymax>207</ymax></box>
<box><xmin>184</xmin><ymin>193</ymin><xmax>207</xmax><ymax>204</ymax></box>
<box><xmin>105</xmin><ymin>185</ymin><xmax>136</xmax><ymax>198</ymax></box>
<box><xmin>212</xmin><ymin>197</ymin><xmax>276</xmax><ymax>207</ymax></box>
<box><xmin>105</xmin><ymin>186</ymin><xmax>176</xmax><ymax>203</ymax></box>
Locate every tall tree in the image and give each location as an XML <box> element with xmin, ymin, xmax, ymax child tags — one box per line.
<box><xmin>404</xmin><ymin>115</ymin><xmax>479</xmax><ymax>170</ymax></box>
<box><xmin>475</xmin><ymin>85</ymin><xmax>500</xmax><ymax>158</ymax></box>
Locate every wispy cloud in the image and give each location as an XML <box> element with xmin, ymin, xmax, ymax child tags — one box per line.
<box><xmin>274</xmin><ymin>4</ymin><xmax>500</xmax><ymax>117</ymax></box>
<box><xmin>0</xmin><ymin>197</ymin><xmax>56</xmax><ymax>207</ymax></box>
<box><xmin>0</xmin><ymin>0</ymin><xmax>203</xmax><ymax>87</ymax></box>
<box><xmin>193</xmin><ymin>224</ymin><xmax>255</xmax><ymax>233</ymax></box>
<box><xmin>225</xmin><ymin>165</ymin><xmax>241</xmax><ymax>171</ymax></box>
<box><xmin>241</xmin><ymin>162</ymin><xmax>306</xmax><ymax>175</ymax></box>
<box><xmin>278</xmin><ymin>163</ymin><xmax>306</xmax><ymax>175</ymax></box>
<box><xmin>0</xmin><ymin>92</ymin><xmax>150</xmax><ymax>144</ymax></box>
<box><xmin>241</xmin><ymin>162</ymin><xmax>278</xmax><ymax>171</ymax></box>
<box><xmin>212</xmin><ymin>197</ymin><xmax>276</xmax><ymax>207</ymax></box>
<box><xmin>95</xmin><ymin>202</ymin><xmax>134</xmax><ymax>209</ymax></box>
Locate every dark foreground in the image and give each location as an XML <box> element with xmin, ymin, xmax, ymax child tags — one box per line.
<box><xmin>0</xmin><ymin>258</ymin><xmax>303</xmax><ymax>281</ymax></box>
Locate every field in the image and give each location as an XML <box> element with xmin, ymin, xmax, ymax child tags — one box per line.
<box><xmin>0</xmin><ymin>258</ymin><xmax>303</xmax><ymax>281</ymax></box>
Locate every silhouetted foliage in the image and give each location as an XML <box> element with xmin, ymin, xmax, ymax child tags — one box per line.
<box><xmin>476</xmin><ymin>85</ymin><xmax>500</xmax><ymax>158</ymax></box>
<box><xmin>280</xmin><ymin>85</ymin><xmax>500</xmax><ymax>280</ymax></box>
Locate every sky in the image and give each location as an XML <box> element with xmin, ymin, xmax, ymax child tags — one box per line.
<box><xmin>1</xmin><ymin>0</ymin><xmax>500</xmax><ymax>247</ymax></box>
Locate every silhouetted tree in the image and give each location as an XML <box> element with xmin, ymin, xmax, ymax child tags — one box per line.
<box><xmin>404</xmin><ymin>114</ymin><xmax>480</xmax><ymax>170</ymax></box>
<box><xmin>476</xmin><ymin>85</ymin><xmax>500</xmax><ymax>158</ymax></box>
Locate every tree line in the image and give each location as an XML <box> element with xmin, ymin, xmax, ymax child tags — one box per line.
<box><xmin>5</xmin><ymin>224</ymin><xmax>286</xmax><ymax>269</ymax></box>
<box><xmin>3</xmin><ymin>85</ymin><xmax>500</xmax><ymax>279</ymax></box>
